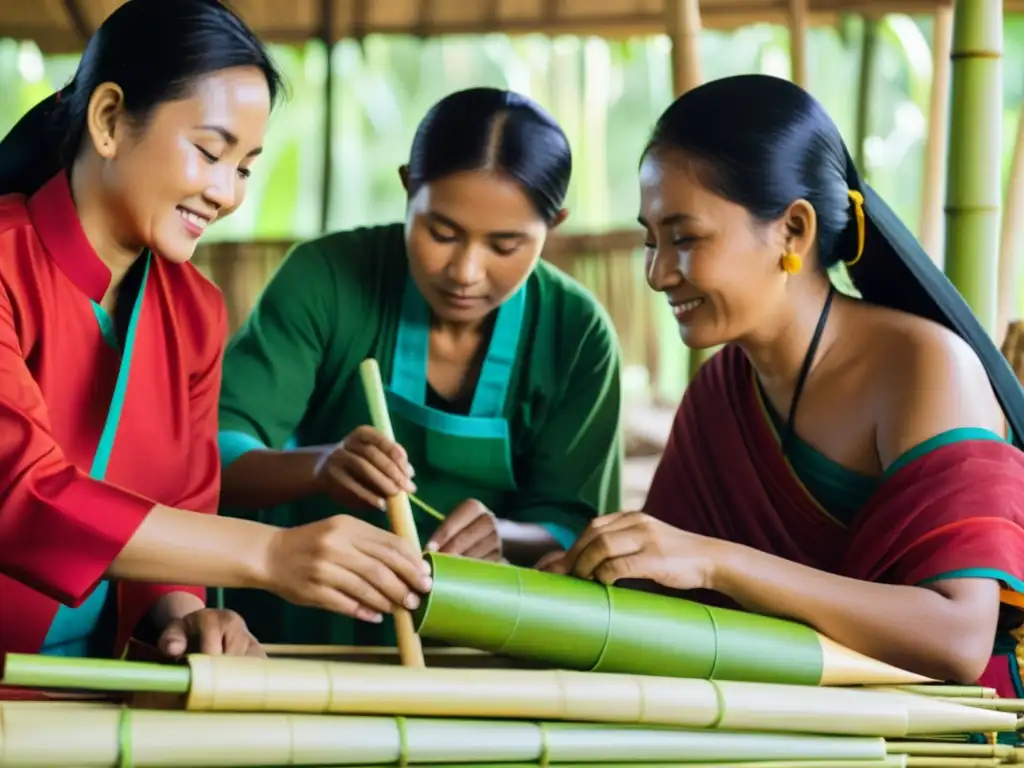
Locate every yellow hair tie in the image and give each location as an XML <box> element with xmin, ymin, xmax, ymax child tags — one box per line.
<box><xmin>845</xmin><ymin>189</ymin><xmax>865</xmax><ymax>266</ymax></box>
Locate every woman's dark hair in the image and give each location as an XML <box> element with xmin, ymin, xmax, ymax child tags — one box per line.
<box><xmin>0</xmin><ymin>0</ymin><xmax>283</xmax><ymax>197</ymax></box>
<box><xmin>644</xmin><ymin>73</ymin><xmax>1024</xmax><ymax>448</ymax></box>
<box><xmin>406</xmin><ymin>87</ymin><xmax>571</xmax><ymax>225</ymax></box>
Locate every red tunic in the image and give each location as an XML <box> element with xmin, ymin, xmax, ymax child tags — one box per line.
<box><xmin>0</xmin><ymin>171</ymin><xmax>226</xmax><ymax>656</ymax></box>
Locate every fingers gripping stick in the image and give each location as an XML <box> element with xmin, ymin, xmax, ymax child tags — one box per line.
<box><xmin>358</xmin><ymin>359</ymin><xmax>426</xmax><ymax>668</ymax></box>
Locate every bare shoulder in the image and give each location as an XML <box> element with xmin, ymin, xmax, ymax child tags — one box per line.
<box><xmin>847</xmin><ymin>301</ymin><xmax>1005</xmax><ymax>466</ymax></box>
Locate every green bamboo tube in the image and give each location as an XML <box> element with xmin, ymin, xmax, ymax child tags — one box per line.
<box><xmin>943</xmin><ymin>0</ymin><xmax>1003</xmax><ymax>335</ymax></box>
<box><xmin>0</xmin><ymin>653</ymin><xmax>189</xmax><ymax>693</ymax></box>
<box><xmin>905</xmin><ymin>760</ymin><xmax>1002</xmax><ymax>768</ymax></box>
<box><xmin>0</xmin><ymin>707</ymin><xmax>888</xmax><ymax>767</ymax></box>
<box><xmin>412</xmin><ymin>553</ymin><xmax>929</xmax><ymax>686</ymax></box>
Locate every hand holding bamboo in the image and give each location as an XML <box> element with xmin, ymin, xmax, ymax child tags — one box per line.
<box><xmin>358</xmin><ymin>358</ymin><xmax>426</xmax><ymax>668</ymax></box>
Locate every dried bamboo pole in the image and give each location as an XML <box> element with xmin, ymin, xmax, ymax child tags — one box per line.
<box><xmin>358</xmin><ymin>359</ymin><xmax>425</xmax><ymax>668</ymax></box>
<box><xmin>919</xmin><ymin>4</ymin><xmax>954</xmax><ymax>265</ymax></box>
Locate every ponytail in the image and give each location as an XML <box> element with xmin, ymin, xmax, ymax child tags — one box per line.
<box><xmin>846</xmin><ymin>187</ymin><xmax>1024</xmax><ymax>448</ymax></box>
<box><xmin>0</xmin><ymin>91</ymin><xmax>69</xmax><ymax>197</ymax></box>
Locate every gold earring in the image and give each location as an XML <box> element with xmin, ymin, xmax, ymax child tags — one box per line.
<box><xmin>781</xmin><ymin>251</ymin><xmax>802</xmax><ymax>275</ymax></box>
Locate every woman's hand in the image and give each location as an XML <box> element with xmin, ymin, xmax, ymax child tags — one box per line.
<box><xmin>265</xmin><ymin>515</ymin><xmax>433</xmax><ymax>623</ymax></box>
<box><xmin>426</xmin><ymin>499</ymin><xmax>502</xmax><ymax>561</ymax></box>
<box><xmin>539</xmin><ymin>510</ymin><xmax>722</xmax><ymax>590</ymax></box>
<box><xmin>157</xmin><ymin>608</ymin><xmax>264</xmax><ymax>658</ymax></box>
<box><xmin>314</xmin><ymin>426</ymin><xmax>416</xmax><ymax>510</ymax></box>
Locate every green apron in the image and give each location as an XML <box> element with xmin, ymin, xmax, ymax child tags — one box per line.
<box><xmin>226</xmin><ymin>276</ymin><xmax>527</xmax><ymax>647</ymax></box>
<box><xmin>41</xmin><ymin>255</ymin><xmax>151</xmax><ymax>657</ymax></box>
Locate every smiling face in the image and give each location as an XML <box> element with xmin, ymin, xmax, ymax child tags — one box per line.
<box><xmin>638</xmin><ymin>147</ymin><xmax>795</xmax><ymax>349</ymax></box>
<box><xmin>92</xmin><ymin>66</ymin><xmax>271</xmax><ymax>264</ymax></box>
<box><xmin>404</xmin><ymin>169</ymin><xmax>556</xmax><ymax>325</ymax></box>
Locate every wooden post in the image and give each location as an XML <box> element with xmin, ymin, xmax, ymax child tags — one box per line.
<box><xmin>319</xmin><ymin>0</ymin><xmax>335</xmax><ymax>233</ymax></box>
<box><xmin>944</xmin><ymin>0</ymin><xmax>1003</xmax><ymax>338</ymax></box>
<box><xmin>853</xmin><ymin>17</ymin><xmax>879</xmax><ymax>172</ymax></box>
<box><xmin>665</xmin><ymin>0</ymin><xmax>708</xmax><ymax>382</ymax></box>
<box><xmin>666</xmin><ymin>0</ymin><xmax>701</xmax><ymax>92</ymax></box>
<box><xmin>788</xmin><ymin>0</ymin><xmax>809</xmax><ymax>88</ymax></box>
<box><xmin>919</xmin><ymin>5</ymin><xmax>954</xmax><ymax>265</ymax></box>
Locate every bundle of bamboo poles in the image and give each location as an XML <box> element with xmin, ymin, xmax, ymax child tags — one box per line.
<box><xmin>0</xmin><ymin>650</ymin><xmax>1021</xmax><ymax>767</ymax></box>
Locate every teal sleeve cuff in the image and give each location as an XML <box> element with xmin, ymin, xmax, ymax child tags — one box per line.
<box><xmin>538</xmin><ymin>522</ymin><xmax>578</xmax><ymax>551</ymax></box>
<box><xmin>218</xmin><ymin>430</ymin><xmax>268</xmax><ymax>468</ymax></box>
<box><xmin>920</xmin><ymin>567</ymin><xmax>1024</xmax><ymax>594</ymax></box>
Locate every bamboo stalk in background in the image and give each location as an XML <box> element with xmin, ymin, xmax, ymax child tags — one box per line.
<box><xmin>997</xmin><ymin>102</ymin><xmax>1024</xmax><ymax>343</ymax></box>
<box><xmin>358</xmin><ymin>358</ymin><xmax>425</xmax><ymax>668</ymax></box>
<box><xmin>919</xmin><ymin>5</ymin><xmax>954</xmax><ymax>265</ymax></box>
<box><xmin>854</xmin><ymin>16</ymin><xmax>879</xmax><ymax>172</ymax></box>
<box><xmin>943</xmin><ymin>0</ymin><xmax>1003</xmax><ymax>338</ymax></box>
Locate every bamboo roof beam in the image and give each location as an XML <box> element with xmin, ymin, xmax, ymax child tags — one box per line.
<box><xmin>1</xmin><ymin>1</ymin><xmax>976</xmax><ymax>55</ymax></box>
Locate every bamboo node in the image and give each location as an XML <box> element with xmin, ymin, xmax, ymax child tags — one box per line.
<box><xmin>950</xmin><ymin>50</ymin><xmax>1002</xmax><ymax>60</ymax></box>
<box><xmin>538</xmin><ymin>721</ymin><xmax>551</xmax><ymax>768</ymax></box>
<box><xmin>118</xmin><ymin>705</ymin><xmax>133</xmax><ymax>768</ymax></box>
<box><xmin>396</xmin><ymin>714</ymin><xmax>409</xmax><ymax>766</ymax></box>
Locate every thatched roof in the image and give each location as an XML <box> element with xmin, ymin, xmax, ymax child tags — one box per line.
<box><xmin>2</xmin><ymin>0</ymin><xmax>966</xmax><ymax>54</ymax></box>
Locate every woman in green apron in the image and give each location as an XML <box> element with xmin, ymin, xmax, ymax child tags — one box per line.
<box><xmin>217</xmin><ymin>87</ymin><xmax>623</xmax><ymax>645</ymax></box>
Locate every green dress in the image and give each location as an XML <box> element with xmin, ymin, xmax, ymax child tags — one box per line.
<box><xmin>216</xmin><ymin>224</ymin><xmax>624</xmax><ymax>645</ymax></box>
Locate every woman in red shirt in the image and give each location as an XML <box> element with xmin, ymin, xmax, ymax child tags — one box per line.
<box><xmin>0</xmin><ymin>0</ymin><xmax>431</xmax><ymax>662</ymax></box>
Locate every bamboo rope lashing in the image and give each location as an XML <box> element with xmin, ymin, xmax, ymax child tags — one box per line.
<box><xmin>358</xmin><ymin>358</ymin><xmax>426</xmax><ymax>668</ymax></box>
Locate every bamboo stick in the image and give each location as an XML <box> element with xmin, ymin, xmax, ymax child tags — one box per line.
<box><xmin>927</xmin><ymin>697</ymin><xmax>1024</xmax><ymax>712</ymax></box>
<box><xmin>871</xmin><ymin>685</ymin><xmax>997</xmax><ymax>699</ymax></box>
<box><xmin>943</xmin><ymin>0</ymin><xmax>1003</xmax><ymax>337</ymax></box>
<box><xmin>358</xmin><ymin>358</ymin><xmax>425</xmax><ymax>668</ymax></box>
<box><xmin>887</xmin><ymin>742</ymin><xmax>1015</xmax><ymax>758</ymax></box>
